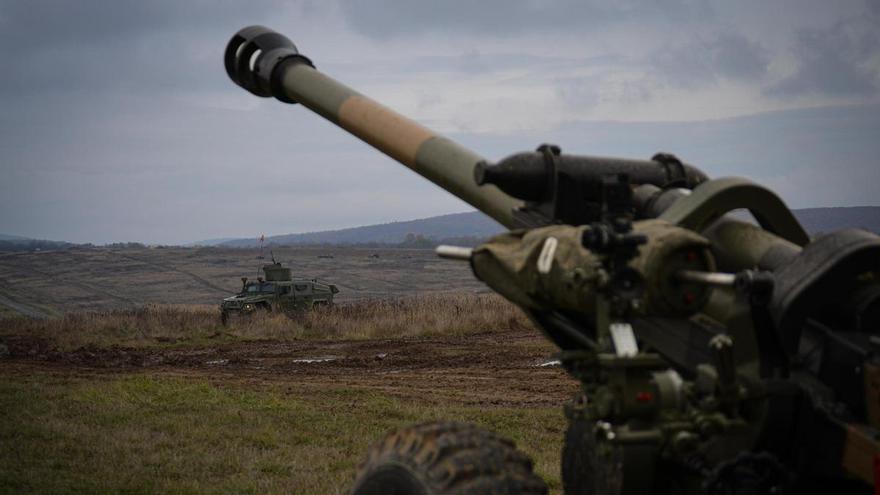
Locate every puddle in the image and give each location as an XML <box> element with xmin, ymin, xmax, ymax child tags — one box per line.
<box><xmin>535</xmin><ymin>360</ymin><xmax>561</xmax><ymax>367</ymax></box>
<box><xmin>292</xmin><ymin>357</ymin><xmax>337</xmax><ymax>364</ymax></box>
<box><xmin>205</xmin><ymin>359</ymin><xmax>229</xmax><ymax>366</ymax></box>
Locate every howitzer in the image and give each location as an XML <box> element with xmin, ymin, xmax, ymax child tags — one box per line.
<box><xmin>226</xmin><ymin>26</ymin><xmax>880</xmax><ymax>495</ymax></box>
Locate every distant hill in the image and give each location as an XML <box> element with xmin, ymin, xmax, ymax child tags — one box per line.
<box><xmin>0</xmin><ymin>237</ymin><xmax>78</xmax><ymax>252</ymax></box>
<box><xmin>214</xmin><ymin>207</ymin><xmax>879</xmax><ymax>247</ymax></box>
<box><xmin>791</xmin><ymin>207</ymin><xmax>880</xmax><ymax>235</ymax></box>
<box><xmin>218</xmin><ymin>212</ymin><xmax>503</xmax><ymax>247</ymax></box>
<box><xmin>0</xmin><ymin>234</ymin><xmax>30</xmax><ymax>241</ymax></box>
<box><xmin>185</xmin><ymin>237</ymin><xmax>239</xmax><ymax>247</ymax></box>
<box><xmin>5</xmin><ymin>206</ymin><xmax>877</xmax><ymax>251</ymax></box>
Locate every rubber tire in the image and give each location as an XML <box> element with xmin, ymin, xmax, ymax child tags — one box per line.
<box><xmin>350</xmin><ymin>421</ymin><xmax>548</xmax><ymax>495</ymax></box>
<box><xmin>220</xmin><ymin>311</ymin><xmax>229</xmax><ymax>326</ymax></box>
<box><xmin>562</xmin><ymin>418</ymin><xmax>617</xmax><ymax>495</ymax></box>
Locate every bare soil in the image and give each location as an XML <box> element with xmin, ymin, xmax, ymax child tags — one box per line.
<box><xmin>0</xmin><ymin>328</ymin><xmax>579</xmax><ymax>408</ymax></box>
<box><xmin>0</xmin><ymin>249</ymin><xmax>578</xmax><ymax>492</ymax></box>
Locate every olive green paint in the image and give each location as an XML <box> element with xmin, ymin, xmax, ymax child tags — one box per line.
<box><xmin>415</xmin><ymin>137</ymin><xmax>522</xmax><ymax>229</ymax></box>
<box><xmin>281</xmin><ymin>63</ymin><xmax>357</xmax><ymax>124</ymax></box>
<box><xmin>660</xmin><ymin>177</ymin><xmax>810</xmax><ymax>246</ymax></box>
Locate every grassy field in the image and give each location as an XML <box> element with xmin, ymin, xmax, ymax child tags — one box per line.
<box><xmin>0</xmin><ymin>246</ymin><xmax>485</xmax><ymax>317</ymax></box>
<box><xmin>0</xmin><ymin>294</ymin><xmax>576</xmax><ymax>494</ymax></box>
<box><xmin>0</xmin><ymin>373</ymin><xmax>566</xmax><ymax>494</ymax></box>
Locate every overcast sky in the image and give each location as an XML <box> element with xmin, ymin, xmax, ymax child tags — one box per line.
<box><xmin>1</xmin><ymin>0</ymin><xmax>878</xmax><ymax>244</ymax></box>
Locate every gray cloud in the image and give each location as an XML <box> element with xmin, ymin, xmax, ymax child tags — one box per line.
<box><xmin>708</xmin><ymin>34</ymin><xmax>770</xmax><ymax>80</ymax></box>
<box><xmin>0</xmin><ymin>1</ymin><xmax>289</xmax><ymax>96</ymax></box>
<box><xmin>0</xmin><ymin>0</ymin><xmax>877</xmax><ymax>244</ymax></box>
<box><xmin>768</xmin><ymin>16</ymin><xmax>880</xmax><ymax>97</ymax></box>
<box><xmin>0</xmin><ymin>1</ymin><xmax>273</xmax><ymax>45</ymax></box>
<box><xmin>336</xmin><ymin>0</ymin><xmax>715</xmax><ymax>38</ymax></box>
<box><xmin>649</xmin><ymin>33</ymin><xmax>770</xmax><ymax>88</ymax></box>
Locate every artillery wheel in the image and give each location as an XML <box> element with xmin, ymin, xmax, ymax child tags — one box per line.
<box><xmin>562</xmin><ymin>417</ymin><xmax>620</xmax><ymax>495</ymax></box>
<box><xmin>350</xmin><ymin>421</ymin><xmax>547</xmax><ymax>495</ymax></box>
<box><xmin>563</xmin><ymin>416</ymin><xmax>668</xmax><ymax>495</ymax></box>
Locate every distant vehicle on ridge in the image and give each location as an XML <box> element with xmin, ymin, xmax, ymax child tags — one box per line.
<box><xmin>220</xmin><ymin>261</ymin><xmax>338</xmax><ymax>324</ymax></box>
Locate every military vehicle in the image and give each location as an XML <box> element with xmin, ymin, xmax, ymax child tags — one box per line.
<box><xmin>225</xmin><ymin>26</ymin><xmax>880</xmax><ymax>494</ymax></box>
<box><xmin>220</xmin><ymin>261</ymin><xmax>338</xmax><ymax>324</ymax></box>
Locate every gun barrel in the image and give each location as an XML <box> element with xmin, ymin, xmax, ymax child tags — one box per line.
<box><xmin>225</xmin><ymin>26</ymin><xmax>523</xmax><ymax>228</ymax></box>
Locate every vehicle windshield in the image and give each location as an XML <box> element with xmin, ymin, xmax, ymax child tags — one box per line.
<box><xmin>244</xmin><ymin>283</ymin><xmax>275</xmax><ymax>294</ymax></box>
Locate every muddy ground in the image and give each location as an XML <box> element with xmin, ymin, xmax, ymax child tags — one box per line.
<box><xmin>0</xmin><ymin>328</ymin><xmax>579</xmax><ymax>408</ymax></box>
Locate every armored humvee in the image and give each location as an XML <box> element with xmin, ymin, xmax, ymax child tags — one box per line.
<box><xmin>220</xmin><ymin>262</ymin><xmax>338</xmax><ymax>324</ymax></box>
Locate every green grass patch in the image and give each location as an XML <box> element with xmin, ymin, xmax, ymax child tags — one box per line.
<box><xmin>0</xmin><ymin>372</ymin><xmax>565</xmax><ymax>494</ymax></box>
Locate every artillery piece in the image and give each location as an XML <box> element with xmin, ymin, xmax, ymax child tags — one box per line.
<box><xmin>225</xmin><ymin>26</ymin><xmax>880</xmax><ymax>494</ymax></box>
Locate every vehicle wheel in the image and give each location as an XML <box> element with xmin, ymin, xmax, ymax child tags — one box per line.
<box><xmin>220</xmin><ymin>311</ymin><xmax>229</xmax><ymax>326</ymax></box>
<box><xmin>562</xmin><ymin>418</ymin><xmax>621</xmax><ymax>495</ymax></box>
<box><xmin>563</xmin><ymin>417</ymin><xmax>661</xmax><ymax>495</ymax></box>
<box><xmin>350</xmin><ymin>421</ymin><xmax>547</xmax><ymax>495</ymax></box>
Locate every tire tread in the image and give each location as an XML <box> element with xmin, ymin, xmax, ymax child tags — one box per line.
<box><xmin>351</xmin><ymin>421</ymin><xmax>548</xmax><ymax>495</ymax></box>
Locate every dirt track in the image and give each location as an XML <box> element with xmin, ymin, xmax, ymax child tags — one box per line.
<box><xmin>0</xmin><ymin>292</ymin><xmax>52</xmax><ymax>319</ymax></box>
<box><xmin>0</xmin><ymin>329</ymin><xmax>580</xmax><ymax>408</ymax></box>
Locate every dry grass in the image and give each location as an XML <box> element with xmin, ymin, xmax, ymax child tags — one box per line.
<box><xmin>0</xmin><ymin>294</ymin><xmax>563</xmax><ymax>493</ymax></box>
<box><xmin>0</xmin><ymin>373</ymin><xmax>566</xmax><ymax>494</ymax></box>
<box><xmin>0</xmin><ymin>293</ymin><xmax>532</xmax><ymax>350</ymax></box>
<box><xmin>288</xmin><ymin>292</ymin><xmax>531</xmax><ymax>339</ymax></box>
<box><xmin>0</xmin><ymin>246</ymin><xmax>487</xmax><ymax>315</ymax></box>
